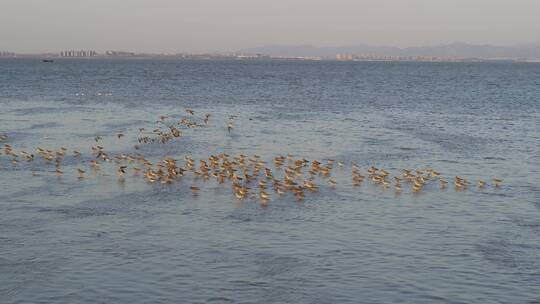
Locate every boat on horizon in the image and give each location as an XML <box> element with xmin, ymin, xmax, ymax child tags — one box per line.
<box><xmin>42</xmin><ymin>59</ymin><xmax>54</xmax><ymax>63</ymax></box>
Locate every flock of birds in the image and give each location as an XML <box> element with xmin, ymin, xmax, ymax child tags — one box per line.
<box><xmin>0</xmin><ymin>108</ymin><xmax>503</xmax><ymax>206</ymax></box>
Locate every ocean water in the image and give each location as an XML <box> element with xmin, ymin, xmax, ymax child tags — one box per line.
<box><xmin>1</xmin><ymin>59</ymin><xmax>539</xmax><ymax>303</ymax></box>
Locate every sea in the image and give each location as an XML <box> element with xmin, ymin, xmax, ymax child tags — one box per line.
<box><xmin>0</xmin><ymin>59</ymin><xmax>539</xmax><ymax>303</ymax></box>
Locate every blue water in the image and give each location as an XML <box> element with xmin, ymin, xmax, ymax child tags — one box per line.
<box><xmin>1</xmin><ymin>59</ymin><xmax>539</xmax><ymax>303</ymax></box>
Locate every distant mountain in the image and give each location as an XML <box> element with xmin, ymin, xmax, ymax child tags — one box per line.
<box><xmin>239</xmin><ymin>42</ymin><xmax>540</xmax><ymax>60</ymax></box>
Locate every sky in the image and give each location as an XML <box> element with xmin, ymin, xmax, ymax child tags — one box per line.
<box><xmin>1</xmin><ymin>0</ymin><xmax>539</xmax><ymax>53</ymax></box>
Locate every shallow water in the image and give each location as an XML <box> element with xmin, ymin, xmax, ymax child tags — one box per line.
<box><xmin>1</xmin><ymin>59</ymin><xmax>539</xmax><ymax>303</ymax></box>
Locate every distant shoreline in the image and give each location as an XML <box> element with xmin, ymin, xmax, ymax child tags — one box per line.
<box><xmin>0</xmin><ymin>56</ymin><xmax>538</xmax><ymax>63</ymax></box>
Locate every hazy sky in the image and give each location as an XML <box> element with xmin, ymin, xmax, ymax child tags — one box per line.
<box><xmin>1</xmin><ymin>0</ymin><xmax>539</xmax><ymax>53</ymax></box>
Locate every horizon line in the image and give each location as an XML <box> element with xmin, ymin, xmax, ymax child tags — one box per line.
<box><xmin>2</xmin><ymin>40</ymin><xmax>540</xmax><ymax>55</ymax></box>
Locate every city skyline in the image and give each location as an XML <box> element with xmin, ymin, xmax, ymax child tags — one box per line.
<box><xmin>2</xmin><ymin>41</ymin><xmax>540</xmax><ymax>62</ymax></box>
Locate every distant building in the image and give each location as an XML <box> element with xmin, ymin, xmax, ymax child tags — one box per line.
<box><xmin>105</xmin><ymin>50</ymin><xmax>136</xmax><ymax>57</ymax></box>
<box><xmin>0</xmin><ymin>51</ymin><xmax>16</xmax><ymax>57</ymax></box>
<box><xmin>60</xmin><ymin>50</ymin><xmax>97</xmax><ymax>57</ymax></box>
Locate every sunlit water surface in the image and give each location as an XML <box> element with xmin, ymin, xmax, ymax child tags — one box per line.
<box><xmin>1</xmin><ymin>59</ymin><xmax>539</xmax><ymax>303</ymax></box>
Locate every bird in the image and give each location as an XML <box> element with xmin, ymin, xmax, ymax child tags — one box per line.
<box><xmin>439</xmin><ymin>179</ymin><xmax>448</xmax><ymax>189</ymax></box>
<box><xmin>259</xmin><ymin>191</ymin><xmax>270</xmax><ymax>200</ymax></box>
<box><xmin>454</xmin><ymin>177</ymin><xmax>466</xmax><ymax>190</ymax></box>
<box><xmin>327</xmin><ymin>179</ymin><xmax>337</xmax><ymax>188</ymax></box>
<box><xmin>190</xmin><ymin>185</ymin><xmax>200</xmax><ymax>194</ymax></box>
<box><xmin>0</xmin><ymin>118</ymin><xmax>506</xmax><ymax>205</ymax></box>
<box><xmin>117</xmin><ymin>166</ymin><xmax>127</xmax><ymax>176</ymax></box>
